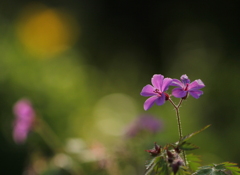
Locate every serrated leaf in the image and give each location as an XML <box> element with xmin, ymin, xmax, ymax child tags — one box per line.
<box><xmin>199</xmin><ymin>165</ymin><xmax>212</xmax><ymax>169</ymax></box>
<box><xmin>231</xmin><ymin>171</ymin><xmax>240</xmax><ymax>175</ymax></box>
<box><xmin>215</xmin><ymin>171</ymin><xmax>229</xmax><ymax>175</ymax></box>
<box><xmin>222</xmin><ymin>162</ymin><xmax>238</xmax><ymax>166</ymax></box>
<box><xmin>186</xmin><ymin>154</ymin><xmax>202</xmax><ymax>172</ymax></box>
<box><xmin>225</xmin><ymin>166</ymin><xmax>240</xmax><ymax>173</ymax></box>
<box><xmin>214</xmin><ymin>164</ymin><xmax>226</xmax><ymax>170</ymax></box>
<box><xmin>145</xmin><ymin>157</ymin><xmax>157</xmax><ymax>175</ymax></box>
<box><xmin>176</xmin><ymin>168</ymin><xmax>191</xmax><ymax>175</ymax></box>
<box><xmin>179</xmin><ymin>142</ymin><xmax>199</xmax><ymax>151</ymax></box>
<box><xmin>192</xmin><ymin>163</ymin><xmax>240</xmax><ymax>175</ymax></box>
<box><xmin>179</xmin><ymin>125</ymin><xmax>210</xmax><ymax>144</ymax></box>
<box><xmin>193</xmin><ymin>168</ymin><xmax>212</xmax><ymax>175</ymax></box>
<box><xmin>155</xmin><ymin>156</ymin><xmax>170</xmax><ymax>175</ymax></box>
<box><xmin>193</xmin><ymin>168</ymin><xmax>227</xmax><ymax>175</ymax></box>
<box><xmin>221</xmin><ymin>162</ymin><xmax>240</xmax><ymax>175</ymax></box>
<box><xmin>187</xmin><ymin>154</ymin><xmax>201</xmax><ymax>162</ymax></box>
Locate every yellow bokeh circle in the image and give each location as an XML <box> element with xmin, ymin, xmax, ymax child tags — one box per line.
<box><xmin>16</xmin><ymin>3</ymin><xmax>80</xmax><ymax>57</ymax></box>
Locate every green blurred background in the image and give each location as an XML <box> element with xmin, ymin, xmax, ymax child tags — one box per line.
<box><xmin>1</xmin><ymin>1</ymin><xmax>240</xmax><ymax>174</ymax></box>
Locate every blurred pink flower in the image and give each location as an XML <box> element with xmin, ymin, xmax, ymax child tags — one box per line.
<box><xmin>124</xmin><ymin>115</ymin><xmax>163</xmax><ymax>138</ymax></box>
<box><xmin>13</xmin><ymin>99</ymin><xmax>35</xmax><ymax>144</ymax></box>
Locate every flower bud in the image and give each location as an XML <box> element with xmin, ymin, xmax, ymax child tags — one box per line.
<box><xmin>145</xmin><ymin>142</ymin><xmax>161</xmax><ymax>156</ymax></box>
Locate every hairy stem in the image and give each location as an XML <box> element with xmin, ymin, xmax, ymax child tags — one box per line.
<box><xmin>168</xmin><ymin>99</ymin><xmax>183</xmax><ymax>139</ymax></box>
<box><xmin>168</xmin><ymin>98</ymin><xmax>187</xmax><ymax>165</ymax></box>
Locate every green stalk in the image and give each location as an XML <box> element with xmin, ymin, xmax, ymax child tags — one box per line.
<box><xmin>168</xmin><ymin>98</ymin><xmax>187</xmax><ymax>166</ymax></box>
<box><xmin>34</xmin><ymin>116</ymin><xmax>83</xmax><ymax>175</ymax></box>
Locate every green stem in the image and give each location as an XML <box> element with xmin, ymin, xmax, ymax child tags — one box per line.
<box><xmin>168</xmin><ymin>99</ymin><xmax>183</xmax><ymax>139</ymax></box>
<box><xmin>34</xmin><ymin>117</ymin><xmax>63</xmax><ymax>152</ymax></box>
<box><xmin>34</xmin><ymin>116</ymin><xmax>84</xmax><ymax>175</ymax></box>
<box><xmin>168</xmin><ymin>98</ymin><xmax>187</xmax><ymax>165</ymax></box>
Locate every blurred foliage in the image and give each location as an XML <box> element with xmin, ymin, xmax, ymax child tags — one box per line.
<box><xmin>1</xmin><ymin>1</ymin><xmax>240</xmax><ymax>174</ymax></box>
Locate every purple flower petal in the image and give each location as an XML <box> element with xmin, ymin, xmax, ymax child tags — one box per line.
<box><xmin>161</xmin><ymin>78</ymin><xmax>173</xmax><ymax>92</ymax></box>
<box><xmin>189</xmin><ymin>90</ymin><xmax>203</xmax><ymax>99</ymax></box>
<box><xmin>170</xmin><ymin>75</ymin><xmax>205</xmax><ymax>99</ymax></box>
<box><xmin>155</xmin><ymin>94</ymin><xmax>166</xmax><ymax>106</ymax></box>
<box><xmin>170</xmin><ymin>79</ymin><xmax>183</xmax><ymax>88</ymax></box>
<box><xmin>180</xmin><ymin>74</ymin><xmax>190</xmax><ymax>84</ymax></box>
<box><xmin>151</xmin><ymin>74</ymin><xmax>164</xmax><ymax>90</ymax></box>
<box><xmin>188</xmin><ymin>79</ymin><xmax>205</xmax><ymax>90</ymax></box>
<box><xmin>140</xmin><ymin>85</ymin><xmax>156</xmax><ymax>96</ymax></box>
<box><xmin>172</xmin><ymin>88</ymin><xmax>187</xmax><ymax>98</ymax></box>
<box><xmin>140</xmin><ymin>74</ymin><xmax>173</xmax><ymax>110</ymax></box>
<box><xmin>144</xmin><ymin>96</ymin><xmax>159</xmax><ymax>111</ymax></box>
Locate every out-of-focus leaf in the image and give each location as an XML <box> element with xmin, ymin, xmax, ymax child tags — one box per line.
<box><xmin>186</xmin><ymin>154</ymin><xmax>202</xmax><ymax>172</ymax></box>
<box><xmin>193</xmin><ymin>166</ymin><xmax>227</xmax><ymax>175</ymax></box>
<box><xmin>221</xmin><ymin>162</ymin><xmax>240</xmax><ymax>175</ymax></box>
<box><xmin>193</xmin><ymin>168</ymin><xmax>212</xmax><ymax>175</ymax></box>
<box><xmin>214</xmin><ymin>164</ymin><xmax>226</xmax><ymax>170</ymax></box>
<box><xmin>154</xmin><ymin>156</ymin><xmax>170</xmax><ymax>175</ymax></box>
<box><xmin>145</xmin><ymin>157</ymin><xmax>157</xmax><ymax>175</ymax></box>
<box><xmin>193</xmin><ymin>162</ymin><xmax>240</xmax><ymax>175</ymax></box>
<box><xmin>176</xmin><ymin>168</ymin><xmax>191</xmax><ymax>175</ymax></box>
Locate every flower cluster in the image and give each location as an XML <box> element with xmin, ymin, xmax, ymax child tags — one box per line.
<box><xmin>140</xmin><ymin>74</ymin><xmax>205</xmax><ymax>110</ymax></box>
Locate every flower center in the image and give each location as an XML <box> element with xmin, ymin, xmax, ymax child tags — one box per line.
<box><xmin>184</xmin><ymin>84</ymin><xmax>189</xmax><ymax>91</ymax></box>
<box><xmin>153</xmin><ymin>89</ymin><xmax>162</xmax><ymax>96</ymax></box>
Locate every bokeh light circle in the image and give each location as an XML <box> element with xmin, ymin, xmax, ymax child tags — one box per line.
<box><xmin>15</xmin><ymin>3</ymin><xmax>80</xmax><ymax>58</ymax></box>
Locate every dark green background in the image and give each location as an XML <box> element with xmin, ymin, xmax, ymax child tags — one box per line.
<box><xmin>1</xmin><ymin>1</ymin><xmax>240</xmax><ymax>174</ymax></box>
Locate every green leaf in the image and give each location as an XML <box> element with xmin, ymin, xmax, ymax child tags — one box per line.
<box><xmin>193</xmin><ymin>162</ymin><xmax>240</xmax><ymax>175</ymax></box>
<box><xmin>221</xmin><ymin>162</ymin><xmax>240</xmax><ymax>175</ymax></box>
<box><xmin>186</xmin><ymin>154</ymin><xmax>202</xmax><ymax>172</ymax></box>
<box><xmin>145</xmin><ymin>157</ymin><xmax>157</xmax><ymax>175</ymax></box>
<box><xmin>231</xmin><ymin>172</ymin><xmax>240</xmax><ymax>175</ymax></box>
<box><xmin>176</xmin><ymin>168</ymin><xmax>191</xmax><ymax>175</ymax></box>
<box><xmin>193</xmin><ymin>168</ymin><xmax>212</xmax><ymax>175</ymax></box>
<box><xmin>214</xmin><ymin>171</ymin><xmax>229</xmax><ymax>175</ymax></box>
<box><xmin>193</xmin><ymin>166</ymin><xmax>227</xmax><ymax>175</ymax></box>
<box><xmin>214</xmin><ymin>164</ymin><xmax>226</xmax><ymax>170</ymax></box>
<box><xmin>179</xmin><ymin>125</ymin><xmax>211</xmax><ymax>144</ymax></box>
<box><xmin>145</xmin><ymin>155</ymin><xmax>171</xmax><ymax>175</ymax></box>
<box><xmin>154</xmin><ymin>156</ymin><xmax>170</xmax><ymax>175</ymax></box>
<box><xmin>179</xmin><ymin>142</ymin><xmax>199</xmax><ymax>151</ymax></box>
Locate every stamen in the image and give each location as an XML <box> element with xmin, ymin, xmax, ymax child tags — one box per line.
<box><xmin>153</xmin><ymin>89</ymin><xmax>162</xmax><ymax>96</ymax></box>
<box><xmin>184</xmin><ymin>84</ymin><xmax>189</xmax><ymax>91</ymax></box>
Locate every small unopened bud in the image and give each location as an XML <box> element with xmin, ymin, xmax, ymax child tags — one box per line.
<box><xmin>171</xmin><ymin>157</ymin><xmax>184</xmax><ymax>174</ymax></box>
<box><xmin>145</xmin><ymin>142</ymin><xmax>161</xmax><ymax>156</ymax></box>
<box><xmin>174</xmin><ymin>147</ymin><xmax>181</xmax><ymax>154</ymax></box>
<box><xmin>167</xmin><ymin>150</ymin><xmax>174</xmax><ymax>163</ymax></box>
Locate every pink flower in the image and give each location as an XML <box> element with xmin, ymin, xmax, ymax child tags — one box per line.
<box><xmin>171</xmin><ymin>74</ymin><xmax>205</xmax><ymax>99</ymax></box>
<box><xmin>140</xmin><ymin>74</ymin><xmax>172</xmax><ymax>110</ymax></box>
<box><xmin>13</xmin><ymin>99</ymin><xmax>35</xmax><ymax>144</ymax></box>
